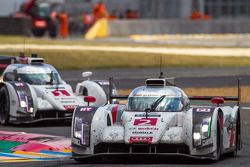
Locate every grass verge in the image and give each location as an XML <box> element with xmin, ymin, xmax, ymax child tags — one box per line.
<box><xmin>1</xmin><ymin>50</ymin><xmax>250</xmax><ymax>70</ymax></box>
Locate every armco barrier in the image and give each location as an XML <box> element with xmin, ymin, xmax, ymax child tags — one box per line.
<box><xmin>108</xmin><ymin>19</ymin><xmax>250</xmax><ymax>36</ymax></box>
<box><xmin>0</xmin><ymin>17</ymin><xmax>31</xmax><ymax>36</ymax></box>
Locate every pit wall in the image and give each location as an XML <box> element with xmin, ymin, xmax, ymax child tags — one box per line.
<box><xmin>108</xmin><ymin>19</ymin><xmax>250</xmax><ymax>36</ymax></box>
<box><xmin>0</xmin><ymin>17</ymin><xmax>31</xmax><ymax>36</ymax></box>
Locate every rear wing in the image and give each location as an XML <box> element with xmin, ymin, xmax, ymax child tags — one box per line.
<box><xmin>0</xmin><ymin>56</ymin><xmax>16</xmax><ymax>76</ymax></box>
<box><xmin>108</xmin><ymin>77</ymin><xmax>128</xmax><ymax>103</ymax></box>
<box><xmin>108</xmin><ymin>77</ymin><xmax>241</xmax><ymax>106</ymax></box>
<box><xmin>188</xmin><ymin>79</ymin><xmax>241</xmax><ymax>106</ymax></box>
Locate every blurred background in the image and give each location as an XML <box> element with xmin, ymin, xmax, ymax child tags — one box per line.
<box><xmin>1</xmin><ymin>0</ymin><xmax>250</xmax><ymax>38</ymax></box>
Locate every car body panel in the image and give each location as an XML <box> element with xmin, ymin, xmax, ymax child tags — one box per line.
<box><xmin>72</xmin><ymin>78</ymin><xmax>241</xmax><ymax>161</ymax></box>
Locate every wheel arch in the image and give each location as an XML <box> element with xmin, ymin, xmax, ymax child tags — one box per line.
<box><xmin>217</xmin><ymin>108</ymin><xmax>224</xmax><ymax>130</ymax></box>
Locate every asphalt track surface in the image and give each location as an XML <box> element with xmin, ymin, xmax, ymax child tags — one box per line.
<box><xmin>1</xmin><ymin>108</ymin><xmax>249</xmax><ymax>167</ymax></box>
<box><xmin>61</xmin><ymin>67</ymin><xmax>250</xmax><ymax>89</ymax></box>
<box><xmin>1</xmin><ymin>67</ymin><xmax>250</xmax><ymax>166</ymax></box>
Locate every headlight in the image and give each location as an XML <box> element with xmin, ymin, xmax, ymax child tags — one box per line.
<box><xmin>193</xmin><ymin>132</ymin><xmax>201</xmax><ymax>140</ymax></box>
<box><xmin>201</xmin><ymin>117</ymin><xmax>211</xmax><ymax>139</ymax></box>
<box><xmin>73</xmin><ymin>117</ymin><xmax>90</xmax><ymax>146</ymax></box>
<box><xmin>193</xmin><ymin>125</ymin><xmax>202</xmax><ymax>146</ymax></box>
<box><xmin>20</xmin><ymin>101</ymin><xmax>27</xmax><ymax>108</ymax></box>
<box><xmin>193</xmin><ymin>117</ymin><xmax>211</xmax><ymax>147</ymax></box>
<box><xmin>29</xmin><ymin>107</ymin><xmax>34</xmax><ymax>113</ymax></box>
<box><xmin>74</xmin><ymin>117</ymin><xmax>83</xmax><ymax>138</ymax></box>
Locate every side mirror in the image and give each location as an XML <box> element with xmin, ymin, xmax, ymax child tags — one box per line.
<box><xmin>82</xmin><ymin>71</ymin><xmax>93</xmax><ymax>79</ymax></box>
<box><xmin>211</xmin><ymin>97</ymin><xmax>224</xmax><ymax>106</ymax></box>
<box><xmin>84</xmin><ymin>96</ymin><xmax>96</xmax><ymax>106</ymax></box>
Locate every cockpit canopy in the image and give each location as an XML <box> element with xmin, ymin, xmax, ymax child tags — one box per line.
<box><xmin>126</xmin><ymin>86</ymin><xmax>189</xmax><ymax>112</ymax></box>
<box><xmin>3</xmin><ymin>64</ymin><xmax>63</xmax><ymax>85</ymax></box>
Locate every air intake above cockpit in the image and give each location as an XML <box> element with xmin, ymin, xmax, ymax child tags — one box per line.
<box><xmin>145</xmin><ymin>78</ymin><xmax>175</xmax><ymax>87</ymax></box>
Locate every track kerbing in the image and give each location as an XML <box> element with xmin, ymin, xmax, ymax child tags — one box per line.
<box><xmin>0</xmin><ymin>131</ymin><xmax>71</xmax><ymax>163</ymax></box>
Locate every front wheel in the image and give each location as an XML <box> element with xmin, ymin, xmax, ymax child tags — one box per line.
<box><xmin>0</xmin><ymin>86</ymin><xmax>10</xmax><ymax>125</ymax></box>
<box><xmin>227</xmin><ymin>115</ymin><xmax>240</xmax><ymax>157</ymax></box>
<box><xmin>213</xmin><ymin>119</ymin><xmax>222</xmax><ymax>161</ymax></box>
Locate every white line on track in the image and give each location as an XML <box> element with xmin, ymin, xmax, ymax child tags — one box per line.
<box><xmin>1</xmin><ymin>44</ymin><xmax>250</xmax><ymax>57</ymax></box>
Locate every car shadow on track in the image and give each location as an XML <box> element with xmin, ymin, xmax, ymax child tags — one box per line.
<box><xmin>70</xmin><ymin>154</ymin><xmax>237</xmax><ymax>165</ymax></box>
<box><xmin>69</xmin><ymin>155</ymin><xmax>241</xmax><ymax>165</ymax></box>
<box><xmin>7</xmin><ymin>120</ymin><xmax>72</xmax><ymax>128</ymax></box>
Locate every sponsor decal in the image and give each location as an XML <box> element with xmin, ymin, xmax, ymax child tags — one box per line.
<box><xmin>134</xmin><ymin>118</ymin><xmax>157</xmax><ymax>126</ymax></box>
<box><xmin>129</xmin><ymin>136</ymin><xmax>153</xmax><ymax>144</ymax></box>
<box><xmin>61</xmin><ymin>101</ymin><xmax>76</xmax><ymax>104</ymax></box>
<box><xmin>14</xmin><ymin>83</ymin><xmax>24</xmax><ymax>87</ymax></box>
<box><xmin>138</xmin><ymin>127</ymin><xmax>159</xmax><ymax>131</ymax></box>
<box><xmin>51</xmin><ymin>90</ymin><xmax>70</xmax><ymax>97</ymax></box>
<box><xmin>129</xmin><ymin>127</ymin><xmax>159</xmax><ymax>131</ymax></box>
<box><xmin>63</xmin><ymin>105</ymin><xmax>77</xmax><ymax>110</ymax></box>
<box><xmin>135</xmin><ymin>114</ymin><xmax>161</xmax><ymax>117</ymax></box>
<box><xmin>196</xmin><ymin>108</ymin><xmax>211</xmax><ymax>112</ymax></box>
<box><xmin>132</xmin><ymin>131</ymin><xmax>153</xmax><ymax>135</ymax></box>
<box><xmin>61</xmin><ymin>98</ymin><xmax>76</xmax><ymax>100</ymax></box>
<box><xmin>80</xmin><ymin>107</ymin><xmax>92</xmax><ymax>112</ymax></box>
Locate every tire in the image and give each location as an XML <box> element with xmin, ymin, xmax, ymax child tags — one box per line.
<box><xmin>213</xmin><ymin>119</ymin><xmax>222</xmax><ymax>161</ymax></box>
<box><xmin>0</xmin><ymin>86</ymin><xmax>10</xmax><ymax>125</ymax></box>
<box><xmin>227</xmin><ymin>115</ymin><xmax>240</xmax><ymax>157</ymax></box>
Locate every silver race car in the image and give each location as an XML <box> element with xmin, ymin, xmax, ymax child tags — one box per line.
<box><xmin>72</xmin><ymin>78</ymin><xmax>241</xmax><ymax>161</ymax></box>
<box><xmin>0</xmin><ymin>55</ymin><xmax>116</xmax><ymax>124</ymax></box>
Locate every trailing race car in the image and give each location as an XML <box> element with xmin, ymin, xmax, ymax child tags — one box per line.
<box><xmin>72</xmin><ymin>78</ymin><xmax>241</xmax><ymax>161</ymax></box>
<box><xmin>0</xmin><ymin>55</ymin><xmax>116</xmax><ymax>124</ymax></box>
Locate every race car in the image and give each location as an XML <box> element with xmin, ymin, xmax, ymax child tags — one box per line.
<box><xmin>0</xmin><ymin>55</ymin><xmax>116</xmax><ymax>124</ymax></box>
<box><xmin>71</xmin><ymin>77</ymin><xmax>241</xmax><ymax>161</ymax></box>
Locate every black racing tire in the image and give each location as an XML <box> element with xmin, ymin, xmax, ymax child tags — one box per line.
<box><xmin>227</xmin><ymin>115</ymin><xmax>240</xmax><ymax>157</ymax></box>
<box><xmin>213</xmin><ymin>118</ymin><xmax>222</xmax><ymax>161</ymax></box>
<box><xmin>0</xmin><ymin>86</ymin><xmax>10</xmax><ymax>125</ymax></box>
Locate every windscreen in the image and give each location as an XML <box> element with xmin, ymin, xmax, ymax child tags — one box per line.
<box><xmin>18</xmin><ymin>72</ymin><xmax>61</xmax><ymax>85</ymax></box>
<box><xmin>127</xmin><ymin>96</ymin><xmax>183</xmax><ymax>112</ymax></box>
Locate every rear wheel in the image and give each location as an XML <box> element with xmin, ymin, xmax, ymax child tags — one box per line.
<box><xmin>227</xmin><ymin>115</ymin><xmax>240</xmax><ymax>157</ymax></box>
<box><xmin>0</xmin><ymin>86</ymin><xmax>10</xmax><ymax>125</ymax></box>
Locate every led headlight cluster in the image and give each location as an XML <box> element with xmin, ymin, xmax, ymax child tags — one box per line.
<box><xmin>20</xmin><ymin>101</ymin><xmax>27</xmax><ymax>108</ymax></box>
<box><xmin>193</xmin><ymin>117</ymin><xmax>211</xmax><ymax>147</ymax></box>
<box><xmin>73</xmin><ymin>117</ymin><xmax>90</xmax><ymax>146</ymax></box>
<box><xmin>201</xmin><ymin>117</ymin><xmax>211</xmax><ymax>139</ymax></box>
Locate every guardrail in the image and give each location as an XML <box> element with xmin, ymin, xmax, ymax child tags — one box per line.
<box><xmin>108</xmin><ymin>19</ymin><xmax>250</xmax><ymax>36</ymax></box>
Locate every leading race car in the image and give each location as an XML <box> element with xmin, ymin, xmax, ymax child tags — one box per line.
<box><xmin>0</xmin><ymin>55</ymin><xmax>117</xmax><ymax>124</ymax></box>
<box><xmin>72</xmin><ymin>77</ymin><xmax>241</xmax><ymax>162</ymax></box>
